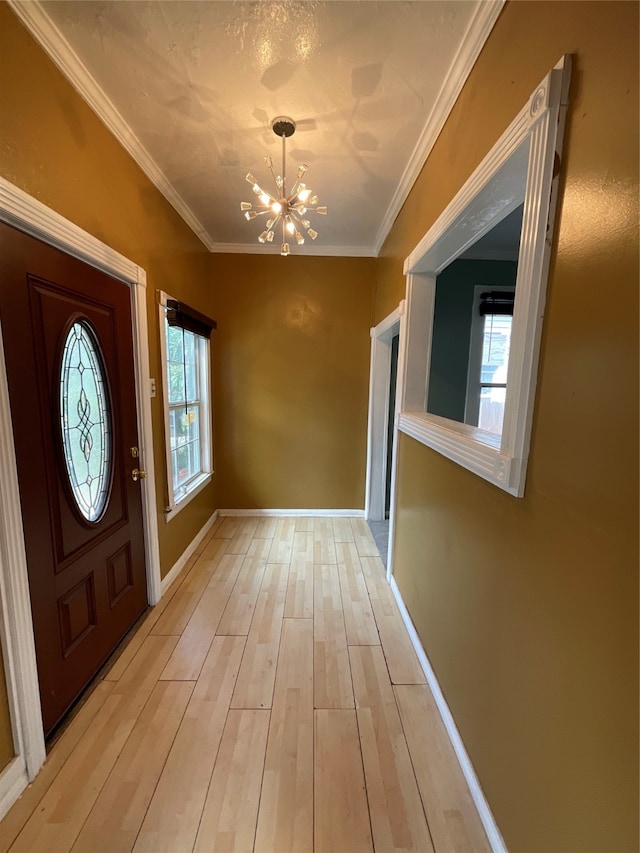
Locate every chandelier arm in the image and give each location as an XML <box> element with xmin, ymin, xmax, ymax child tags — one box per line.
<box><xmin>289</xmin><ymin>209</ymin><xmax>305</xmax><ymax>228</ymax></box>
<box><xmin>266</xmin><ymin>158</ymin><xmax>278</xmax><ymax>190</ymax></box>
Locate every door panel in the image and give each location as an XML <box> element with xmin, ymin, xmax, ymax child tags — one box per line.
<box><xmin>0</xmin><ymin>221</ymin><xmax>148</xmax><ymax>736</ymax></box>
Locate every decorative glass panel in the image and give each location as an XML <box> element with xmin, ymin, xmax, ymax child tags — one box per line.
<box><xmin>60</xmin><ymin>321</ymin><xmax>112</xmax><ymax>522</ymax></box>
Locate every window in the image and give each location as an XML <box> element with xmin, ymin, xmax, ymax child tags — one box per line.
<box><xmin>159</xmin><ymin>292</ymin><xmax>216</xmax><ymax>517</ymax></box>
<box><xmin>399</xmin><ymin>57</ymin><xmax>571</xmax><ymax>497</ymax></box>
<box><xmin>465</xmin><ymin>287</ymin><xmax>515</xmax><ymax>435</ymax></box>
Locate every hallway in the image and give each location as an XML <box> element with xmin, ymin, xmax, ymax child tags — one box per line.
<box><xmin>0</xmin><ymin>515</ymin><xmax>489</xmax><ymax>853</ymax></box>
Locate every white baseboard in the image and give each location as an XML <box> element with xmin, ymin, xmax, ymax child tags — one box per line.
<box><xmin>218</xmin><ymin>508</ymin><xmax>365</xmax><ymax>518</ymax></box>
<box><xmin>389</xmin><ymin>576</ymin><xmax>508</xmax><ymax>853</ymax></box>
<box><xmin>0</xmin><ymin>757</ymin><xmax>28</xmax><ymax>822</ymax></box>
<box><xmin>160</xmin><ymin>510</ymin><xmax>219</xmax><ymax>596</ymax></box>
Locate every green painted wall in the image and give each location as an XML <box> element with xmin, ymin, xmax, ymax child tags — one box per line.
<box><xmin>427</xmin><ymin>259</ymin><xmax>517</xmax><ymax>422</ymax></box>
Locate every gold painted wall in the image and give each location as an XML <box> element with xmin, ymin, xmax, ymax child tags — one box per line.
<box><xmin>212</xmin><ymin>254</ymin><xmax>375</xmax><ymax>510</ymax></box>
<box><xmin>0</xmin><ymin>2</ymin><xmax>218</xmax><ymax>580</ymax></box>
<box><xmin>378</xmin><ymin>2</ymin><xmax>639</xmax><ymax>850</ymax></box>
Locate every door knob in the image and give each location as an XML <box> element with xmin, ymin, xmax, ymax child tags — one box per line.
<box><xmin>131</xmin><ymin>468</ymin><xmax>146</xmax><ymax>482</ymax></box>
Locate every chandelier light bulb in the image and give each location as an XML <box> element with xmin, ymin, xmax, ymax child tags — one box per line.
<box><xmin>240</xmin><ymin>116</ymin><xmax>327</xmax><ymax>255</ymax></box>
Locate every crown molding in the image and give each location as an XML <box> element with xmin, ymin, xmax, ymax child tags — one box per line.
<box><xmin>7</xmin><ymin>0</ymin><xmax>217</xmax><ymax>253</ymax></box>
<box><xmin>210</xmin><ymin>242</ymin><xmax>377</xmax><ymax>258</ymax></box>
<box><xmin>373</xmin><ymin>0</ymin><xmax>506</xmax><ymax>256</ymax></box>
<box><xmin>10</xmin><ymin>0</ymin><xmax>503</xmax><ymax>261</ymax></box>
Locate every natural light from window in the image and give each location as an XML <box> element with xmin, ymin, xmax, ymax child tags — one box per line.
<box><xmin>478</xmin><ymin>314</ymin><xmax>512</xmax><ymax>434</ymax></box>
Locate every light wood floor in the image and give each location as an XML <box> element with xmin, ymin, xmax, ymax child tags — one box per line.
<box><xmin>0</xmin><ymin>515</ymin><xmax>491</xmax><ymax>853</ymax></box>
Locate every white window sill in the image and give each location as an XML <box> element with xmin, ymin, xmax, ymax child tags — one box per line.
<box><xmin>165</xmin><ymin>472</ymin><xmax>213</xmax><ymax>522</ymax></box>
<box><xmin>398</xmin><ymin>412</ymin><xmax>521</xmax><ymax>496</ymax></box>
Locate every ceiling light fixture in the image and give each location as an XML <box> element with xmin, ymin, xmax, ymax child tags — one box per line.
<box><xmin>241</xmin><ymin>116</ymin><xmax>327</xmax><ymax>256</ymax></box>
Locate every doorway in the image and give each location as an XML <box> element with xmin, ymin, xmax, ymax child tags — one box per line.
<box><xmin>0</xmin><ymin>176</ymin><xmax>161</xmax><ymax>798</ymax></box>
<box><xmin>0</xmin><ymin>222</ymin><xmax>149</xmax><ymax>737</ymax></box>
<box><xmin>364</xmin><ymin>304</ymin><xmax>404</xmax><ymax>575</ymax></box>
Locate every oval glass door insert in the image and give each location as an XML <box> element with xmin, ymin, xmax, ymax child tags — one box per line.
<box><xmin>59</xmin><ymin>320</ymin><xmax>112</xmax><ymax>522</ymax></box>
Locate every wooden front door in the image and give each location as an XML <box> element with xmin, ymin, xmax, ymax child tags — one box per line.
<box><xmin>0</xmin><ymin>222</ymin><xmax>148</xmax><ymax>737</ymax></box>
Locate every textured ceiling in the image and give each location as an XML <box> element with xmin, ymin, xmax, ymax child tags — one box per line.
<box><xmin>16</xmin><ymin>1</ymin><xmax>504</xmax><ymax>255</ymax></box>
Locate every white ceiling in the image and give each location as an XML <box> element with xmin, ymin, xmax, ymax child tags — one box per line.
<box><xmin>12</xmin><ymin>1</ymin><xmax>504</xmax><ymax>256</ymax></box>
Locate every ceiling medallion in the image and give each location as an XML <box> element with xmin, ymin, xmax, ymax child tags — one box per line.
<box><xmin>241</xmin><ymin>116</ymin><xmax>327</xmax><ymax>256</ymax></box>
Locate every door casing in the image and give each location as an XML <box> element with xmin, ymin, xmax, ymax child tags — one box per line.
<box><xmin>0</xmin><ymin>176</ymin><xmax>161</xmax><ymax>815</ymax></box>
<box><xmin>364</xmin><ymin>301</ymin><xmax>407</xmax><ymax>580</ymax></box>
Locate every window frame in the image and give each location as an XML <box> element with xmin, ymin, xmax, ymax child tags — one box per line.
<box><xmin>158</xmin><ymin>291</ymin><xmax>213</xmax><ymax>519</ymax></box>
<box><xmin>399</xmin><ymin>57</ymin><xmax>571</xmax><ymax>497</ymax></box>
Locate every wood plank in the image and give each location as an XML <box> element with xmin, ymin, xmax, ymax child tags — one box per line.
<box><xmin>254</xmin><ymin>619</ymin><xmax>313</xmax><ymax>853</ymax></box>
<box><xmin>360</xmin><ymin>556</ymin><xmax>426</xmax><ymax>685</ymax></box>
<box><xmin>294</xmin><ymin>516</ymin><xmax>314</xmax><ymax>532</ymax></box>
<box><xmin>313</xmin><ymin>564</ymin><xmax>353</xmax><ymax>709</ymax></box>
<box><xmin>208</xmin><ymin>553</ymin><xmax>246</xmax><ymax>583</ymax></box>
<box><xmin>314</xmin><ymin>709</ymin><xmax>373</xmax><ymax>853</ymax></box>
<box><xmin>313</xmin><ymin>518</ymin><xmax>337</xmax><ymax>564</ymax></box>
<box><xmin>200</xmin><ymin>533</ymin><xmax>229</xmax><ymax>562</ymax></box>
<box><xmin>160</xmin><ymin>580</ymin><xmax>234</xmax><ymax>680</ymax></box>
<box><xmin>246</xmin><ymin>536</ymin><xmax>273</xmax><ymax>559</ymax></box>
<box><xmin>0</xmin><ymin>681</ymin><xmax>115</xmax><ymax>853</ymax></box>
<box><xmin>71</xmin><ymin>680</ymin><xmax>193</xmax><ymax>852</ymax></box>
<box><xmin>215</xmin><ymin>517</ymin><xmax>241</xmax><ymax>539</ymax></box>
<box><xmin>225</xmin><ymin>517</ymin><xmax>259</xmax><ymax>555</ymax></box>
<box><xmin>337</xmin><ymin>543</ymin><xmax>379</xmax><ymax>646</ymax></box>
<box><xmin>267</xmin><ymin>517</ymin><xmax>296</xmax><ymax>563</ymax></box>
<box><xmin>394</xmin><ymin>685</ymin><xmax>492</xmax><ymax>853</ymax></box>
<box><xmin>231</xmin><ymin>563</ymin><xmax>288</xmax><ymax>709</ymax></box>
<box><xmin>150</xmin><ymin>539</ymin><xmax>230</xmax><ymax>636</ymax></box>
<box><xmin>194</xmin><ymin>710</ymin><xmax>270</xmax><ymax>853</ymax></box>
<box><xmin>284</xmin><ymin>552</ymin><xmax>314</xmax><ymax>619</ymax></box>
<box><xmin>9</xmin><ymin>635</ymin><xmax>177</xmax><ymax>853</ymax></box>
<box><xmin>332</xmin><ymin>516</ymin><xmax>355</xmax><ymax>542</ymax></box>
<box><xmin>292</xmin><ymin>530</ymin><xmax>314</xmax><ymax>560</ymax></box>
<box><xmin>134</xmin><ymin>636</ymin><xmax>246</xmax><ymax>853</ymax></box>
<box><xmin>254</xmin><ymin>516</ymin><xmax>278</xmax><ymax>538</ymax></box>
<box><xmin>216</xmin><ymin>556</ymin><xmax>266</xmax><ymax>635</ymax></box>
<box><xmin>350</xmin><ymin>517</ymin><xmax>380</xmax><ymax>557</ymax></box>
<box><xmin>349</xmin><ymin>645</ymin><xmax>434</xmax><ymax>853</ymax></box>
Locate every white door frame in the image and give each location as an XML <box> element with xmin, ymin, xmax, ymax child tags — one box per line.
<box><xmin>364</xmin><ymin>301</ymin><xmax>406</xmax><ymax>579</ymax></box>
<box><xmin>0</xmin><ymin>176</ymin><xmax>162</xmax><ymax>816</ymax></box>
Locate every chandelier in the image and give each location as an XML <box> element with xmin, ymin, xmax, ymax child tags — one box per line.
<box><xmin>241</xmin><ymin>116</ymin><xmax>327</xmax><ymax>256</ymax></box>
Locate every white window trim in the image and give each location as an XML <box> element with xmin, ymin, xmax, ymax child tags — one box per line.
<box><xmin>158</xmin><ymin>291</ymin><xmax>213</xmax><ymax>519</ymax></box>
<box><xmin>400</xmin><ymin>56</ymin><xmax>571</xmax><ymax>497</ymax></box>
